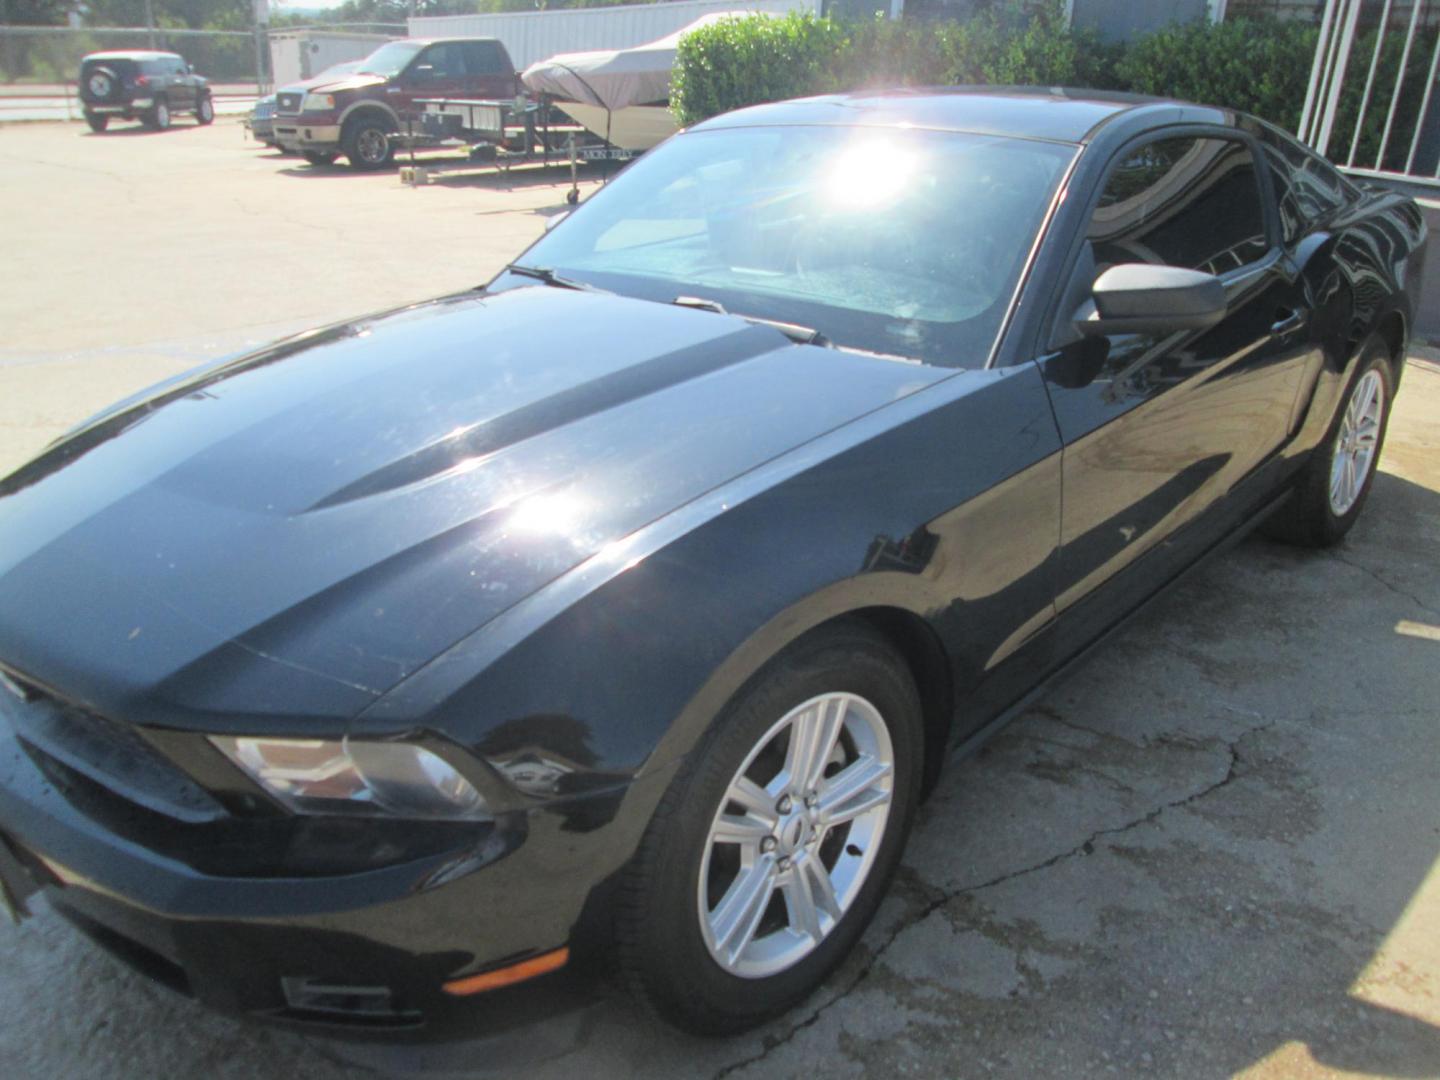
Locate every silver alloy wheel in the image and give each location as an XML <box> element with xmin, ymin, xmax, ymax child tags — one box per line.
<box><xmin>698</xmin><ymin>691</ymin><xmax>895</xmax><ymax>979</ymax></box>
<box><xmin>356</xmin><ymin>127</ymin><xmax>389</xmax><ymax>164</ymax></box>
<box><xmin>1328</xmin><ymin>369</ymin><xmax>1384</xmax><ymax>516</ymax></box>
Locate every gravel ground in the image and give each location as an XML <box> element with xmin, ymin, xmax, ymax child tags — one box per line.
<box><xmin>0</xmin><ymin>118</ymin><xmax>1436</xmax><ymax>1080</ymax></box>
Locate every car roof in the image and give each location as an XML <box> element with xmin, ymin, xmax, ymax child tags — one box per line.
<box><xmin>691</xmin><ymin>86</ymin><xmax>1231</xmax><ymax>145</ymax></box>
<box><xmin>397</xmin><ymin>37</ymin><xmax>501</xmax><ymax>46</ymax></box>
<box><xmin>82</xmin><ymin>51</ymin><xmax>182</xmax><ymax>61</ymax></box>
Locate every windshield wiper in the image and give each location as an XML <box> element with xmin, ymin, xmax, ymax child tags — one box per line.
<box><xmin>507</xmin><ymin>264</ymin><xmax>609</xmax><ymax>294</ymax></box>
<box><xmin>672</xmin><ymin>295</ymin><xmax>829</xmax><ymax>347</ymax></box>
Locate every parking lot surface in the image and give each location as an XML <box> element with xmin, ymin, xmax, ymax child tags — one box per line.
<box><xmin>0</xmin><ymin>118</ymin><xmax>1437</xmax><ymax>1080</ymax></box>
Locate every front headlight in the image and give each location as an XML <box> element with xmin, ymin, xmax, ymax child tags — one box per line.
<box><xmin>302</xmin><ymin>93</ymin><xmax>335</xmax><ymax>112</ymax></box>
<box><xmin>209</xmin><ymin>736</ymin><xmax>489</xmax><ymax>820</ymax></box>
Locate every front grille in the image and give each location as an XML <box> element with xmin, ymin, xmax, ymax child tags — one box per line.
<box><xmin>276</xmin><ymin>92</ymin><xmax>303</xmax><ymax>115</ymax></box>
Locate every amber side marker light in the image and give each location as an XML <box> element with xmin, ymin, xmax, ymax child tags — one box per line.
<box><xmin>442</xmin><ymin>946</ymin><xmax>570</xmax><ymax>996</ymax></box>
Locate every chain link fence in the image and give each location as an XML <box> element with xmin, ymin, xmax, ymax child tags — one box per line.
<box><xmin>0</xmin><ymin>26</ymin><xmax>261</xmax><ymax>88</ymax></box>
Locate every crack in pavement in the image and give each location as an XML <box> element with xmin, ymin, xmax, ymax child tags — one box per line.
<box><xmin>1328</xmin><ymin>550</ymin><xmax>1439</xmax><ymax>617</ymax></box>
<box><xmin>710</xmin><ymin>717</ymin><xmax>1275</xmax><ymax>1080</ymax></box>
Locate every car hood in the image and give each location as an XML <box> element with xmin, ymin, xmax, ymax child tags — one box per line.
<box><xmin>305</xmin><ymin>73</ymin><xmax>388</xmax><ymax>95</ymax></box>
<box><xmin>0</xmin><ymin>287</ymin><xmax>947</xmax><ymax>731</ymax></box>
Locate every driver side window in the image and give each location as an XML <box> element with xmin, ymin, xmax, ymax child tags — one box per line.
<box><xmin>1089</xmin><ymin>136</ymin><xmax>1269</xmax><ymax>276</ymax></box>
<box><xmin>413</xmin><ymin>43</ymin><xmax>462</xmax><ymax>80</ymax></box>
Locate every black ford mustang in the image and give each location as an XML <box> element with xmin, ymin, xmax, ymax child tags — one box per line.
<box><xmin>0</xmin><ymin>89</ymin><xmax>1424</xmax><ymax>1043</ymax></box>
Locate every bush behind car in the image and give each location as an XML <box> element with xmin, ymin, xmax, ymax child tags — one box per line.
<box><xmin>672</xmin><ymin>0</ymin><xmax>1434</xmax><ymax>165</ymax></box>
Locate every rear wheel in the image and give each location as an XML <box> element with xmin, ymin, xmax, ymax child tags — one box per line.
<box><xmin>617</xmin><ymin>622</ymin><xmax>923</xmax><ymax>1034</ymax></box>
<box><xmin>301</xmin><ymin>150</ymin><xmax>338</xmax><ymax>166</ymax></box>
<box><xmin>1264</xmin><ymin>336</ymin><xmax>1394</xmax><ymax>548</ymax></box>
<box><xmin>84</xmin><ymin>113</ymin><xmax>108</xmax><ymax>133</ymax></box>
<box><xmin>196</xmin><ymin>96</ymin><xmax>214</xmax><ymax>125</ymax></box>
<box><xmin>146</xmin><ymin>100</ymin><xmax>171</xmax><ymax>131</ymax></box>
<box><xmin>342</xmin><ymin>116</ymin><xmax>395</xmax><ymax>170</ymax></box>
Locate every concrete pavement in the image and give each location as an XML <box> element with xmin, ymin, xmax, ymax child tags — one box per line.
<box><xmin>0</xmin><ymin>118</ymin><xmax>1436</xmax><ymax>1080</ymax></box>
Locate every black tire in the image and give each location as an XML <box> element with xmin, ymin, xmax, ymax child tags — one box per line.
<box><xmin>341</xmin><ymin>115</ymin><xmax>396</xmax><ymax>170</ymax></box>
<box><xmin>145</xmin><ymin>100</ymin><xmax>171</xmax><ymax>131</ymax></box>
<box><xmin>1263</xmin><ymin>335</ymin><xmax>1395</xmax><ymax>548</ymax></box>
<box><xmin>616</xmin><ymin>621</ymin><xmax>924</xmax><ymax>1035</ymax></box>
<box><xmin>196</xmin><ymin>95</ymin><xmax>214</xmax><ymax>125</ymax></box>
<box><xmin>84</xmin><ymin>113</ymin><xmax>108</xmax><ymax>133</ymax></box>
<box><xmin>302</xmin><ymin>150</ymin><xmax>338</xmax><ymax>166</ymax></box>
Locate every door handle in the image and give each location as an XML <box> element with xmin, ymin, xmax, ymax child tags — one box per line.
<box><xmin>1272</xmin><ymin>308</ymin><xmax>1305</xmax><ymax>337</ymax></box>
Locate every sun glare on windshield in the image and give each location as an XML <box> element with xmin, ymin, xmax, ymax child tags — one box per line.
<box><xmin>823</xmin><ymin>140</ymin><xmax>920</xmax><ymax>211</ymax></box>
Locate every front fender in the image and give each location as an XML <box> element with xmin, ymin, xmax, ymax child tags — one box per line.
<box><xmin>351</xmin><ymin>360</ymin><xmax>1062</xmax><ymax>795</ymax></box>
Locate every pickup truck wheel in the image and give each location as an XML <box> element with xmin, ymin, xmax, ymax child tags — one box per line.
<box><xmin>196</xmin><ymin>96</ymin><xmax>214</xmax><ymax>125</ymax></box>
<box><xmin>302</xmin><ymin>150</ymin><xmax>338</xmax><ymax>166</ymax></box>
<box><xmin>146</xmin><ymin>101</ymin><xmax>171</xmax><ymax>131</ymax></box>
<box><xmin>342</xmin><ymin>117</ymin><xmax>395</xmax><ymax>170</ymax></box>
<box><xmin>84</xmin><ymin>113</ymin><xmax>108</xmax><ymax>133</ymax></box>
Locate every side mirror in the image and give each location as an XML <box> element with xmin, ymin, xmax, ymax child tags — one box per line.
<box><xmin>1075</xmin><ymin>264</ymin><xmax>1227</xmax><ymax>338</ymax></box>
<box><xmin>544</xmin><ymin>210</ymin><xmax>569</xmax><ymax>232</ymax></box>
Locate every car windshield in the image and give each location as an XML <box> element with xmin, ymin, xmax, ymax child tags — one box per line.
<box><xmin>320</xmin><ymin>60</ymin><xmax>363</xmax><ymax>78</ymax></box>
<box><xmin>356</xmin><ymin>41</ymin><xmax>424</xmax><ymax>77</ymax></box>
<box><xmin>515</xmin><ymin>125</ymin><xmax>1074</xmax><ymax>367</ymax></box>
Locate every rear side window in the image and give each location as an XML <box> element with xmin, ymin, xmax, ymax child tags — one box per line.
<box><xmin>83</xmin><ymin>58</ymin><xmax>137</xmax><ymax>77</ymax></box>
<box><xmin>462</xmin><ymin>41</ymin><xmax>506</xmax><ymax>76</ymax></box>
<box><xmin>1259</xmin><ymin>125</ymin><xmax>1356</xmax><ymax>243</ymax></box>
<box><xmin>1089</xmin><ymin>136</ymin><xmax>1269</xmax><ymax>275</ymax></box>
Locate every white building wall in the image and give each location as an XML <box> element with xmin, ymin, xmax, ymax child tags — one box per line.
<box><xmin>408</xmin><ymin>0</ymin><xmax>819</xmax><ymax>70</ymax></box>
<box><xmin>269</xmin><ymin>32</ymin><xmax>395</xmax><ymax>86</ymax></box>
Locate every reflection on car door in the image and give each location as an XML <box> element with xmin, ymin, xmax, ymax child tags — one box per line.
<box><xmin>1038</xmin><ymin>131</ymin><xmax>1319</xmax><ymax>648</ymax></box>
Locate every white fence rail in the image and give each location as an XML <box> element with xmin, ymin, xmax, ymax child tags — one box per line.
<box><xmin>1298</xmin><ymin>0</ymin><xmax>1440</xmax><ymax>183</ymax></box>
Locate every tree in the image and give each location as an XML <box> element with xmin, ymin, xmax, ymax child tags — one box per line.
<box><xmin>1</xmin><ymin>0</ymin><xmax>70</xmax><ymax>26</ymax></box>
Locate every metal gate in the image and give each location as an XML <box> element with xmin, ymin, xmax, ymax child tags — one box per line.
<box><xmin>1298</xmin><ymin>0</ymin><xmax>1440</xmax><ymax>184</ymax></box>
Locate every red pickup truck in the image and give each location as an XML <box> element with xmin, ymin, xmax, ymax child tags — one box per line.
<box><xmin>273</xmin><ymin>38</ymin><xmax>519</xmax><ymax>170</ymax></box>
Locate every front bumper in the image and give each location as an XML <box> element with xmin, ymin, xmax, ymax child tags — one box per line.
<box><xmin>0</xmin><ymin>700</ymin><xmax>664</xmax><ymax>1042</ymax></box>
<box><xmin>273</xmin><ymin>120</ymin><xmax>341</xmax><ymax>152</ymax></box>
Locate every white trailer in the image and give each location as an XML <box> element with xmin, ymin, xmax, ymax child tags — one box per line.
<box><xmin>408</xmin><ymin>0</ymin><xmax>818</xmax><ymax>70</ymax></box>
<box><xmin>268</xmin><ymin>31</ymin><xmax>397</xmax><ymax>88</ymax></box>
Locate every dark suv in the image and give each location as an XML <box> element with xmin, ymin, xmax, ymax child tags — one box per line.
<box><xmin>79</xmin><ymin>51</ymin><xmax>214</xmax><ymax>133</ymax></box>
<box><xmin>273</xmin><ymin>38</ymin><xmax>517</xmax><ymax>169</ymax></box>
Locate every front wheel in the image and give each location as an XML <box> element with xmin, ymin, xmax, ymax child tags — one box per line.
<box><xmin>617</xmin><ymin>622</ymin><xmax>923</xmax><ymax>1034</ymax></box>
<box><xmin>342</xmin><ymin>117</ymin><xmax>395</xmax><ymax>170</ymax></box>
<box><xmin>146</xmin><ymin>100</ymin><xmax>171</xmax><ymax>131</ymax></box>
<box><xmin>301</xmin><ymin>150</ymin><xmax>338</xmax><ymax>166</ymax></box>
<box><xmin>196</xmin><ymin>96</ymin><xmax>214</xmax><ymax>125</ymax></box>
<box><xmin>1264</xmin><ymin>336</ymin><xmax>1395</xmax><ymax>548</ymax></box>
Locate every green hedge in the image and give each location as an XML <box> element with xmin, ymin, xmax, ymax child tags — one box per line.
<box><xmin>671</xmin><ymin>4</ymin><xmax>1394</xmax><ymax>164</ymax></box>
<box><xmin>1115</xmin><ymin>17</ymin><xmax>1317</xmax><ymax>132</ymax></box>
<box><xmin>671</xmin><ymin>3</ymin><xmax>1111</xmax><ymax>126</ymax></box>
